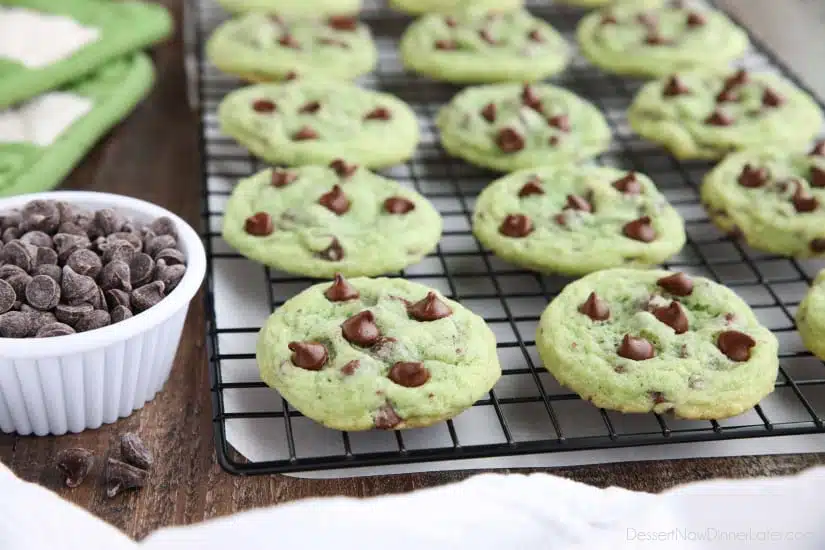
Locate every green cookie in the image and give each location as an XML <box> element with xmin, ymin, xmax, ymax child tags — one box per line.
<box><xmin>577</xmin><ymin>4</ymin><xmax>748</xmax><ymax>78</ymax></box>
<box><xmin>399</xmin><ymin>9</ymin><xmax>569</xmax><ymax>84</ymax></box>
<box><xmin>629</xmin><ymin>69</ymin><xmax>823</xmax><ymax>160</ymax></box>
<box><xmin>436</xmin><ymin>83</ymin><xmax>610</xmax><ymax>172</ymax></box>
<box><xmin>537</xmin><ymin>268</ymin><xmax>779</xmax><ymax>419</ymax></box>
<box><xmin>216</xmin><ymin>0</ymin><xmax>361</xmax><ymax>17</ymax></box>
<box><xmin>557</xmin><ymin>0</ymin><xmax>663</xmax><ymax>8</ymax></box>
<box><xmin>700</xmin><ymin>147</ymin><xmax>825</xmax><ymax>258</ymax></box>
<box><xmin>218</xmin><ymin>79</ymin><xmax>419</xmax><ymax>169</ymax></box>
<box><xmin>796</xmin><ymin>270</ymin><xmax>825</xmax><ymax>362</ymax></box>
<box><xmin>257</xmin><ymin>276</ymin><xmax>501</xmax><ymax>431</ymax></box>
<box><xmin>0</xmin><ymin>0</ymin><xmax>170</xmax><ymax>108</ymax></box>
<box><xmin>390</xmin><ymin>0</ymin><xmax>522</xmax><ymax>16</ymax></box>
<box><xmin>222</xmin><ymin>164</ymin><xmax>443</xmax><ymax>278</ymax></box>
<box><xmin>0</xmin><ymin>54</ymin><xmax>154</xmax><ymax>197</ymax></box>
<box><xmin>206</xmin><ymin>13</ymin><xmax>377</xmax><ymax>83</ymax></box>
<box><xmin>472</xmin><ymin>166</ymin><xmax>685</xmax><ymax>275</ymax></box>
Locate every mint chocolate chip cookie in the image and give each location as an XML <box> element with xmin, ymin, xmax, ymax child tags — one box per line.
<box><xmin>576</xmin><ymin>4</ymin><xmax>748</xmax><ymax>78</ymax></box>
<box><xmin>399</xmin><ymin>9</ymin><xmax>569</xmax><ymax>84</ymax></box>
<box><xmin>629</xmin><ymin>69</ymin><xmax>824</xmax><ymax>160</ymax></box>
<box><xmin>218</xmin><ymin>79</ymin><xmax>419</xmax><ymax>169</ymax></box>
<box><xmin>537</xmin><ymin>269</ymin><xmax>779</xmax><ymax>419</ymax></box>
<box><xmin>557</xmin><ymin>0</ymin><xmax>663</xmax><ymax>8</ymax></box>
<box><xmin>256</xmin><ymin>276</ymin><xmax>501</xmax><ymax>431</ymax></box>
<box><xmin>222</xmin><ymin>164</ymin><xmax>442</xmax><ymax>278</ymax></box>
<box><xmin>796</xmin><ymin>270</ymin><xmax>825</xmax><ymax>362</ymax></box>
<box><xmin>206</xmin><ymin>13</ymin><xmax>376</xmax><ymax>82</ymax></box>
<box><xmin>436</xmin><ymin>83</ymin><xmax>610</xmax><ymax>172</ymax></box>
<box><xmin>390</xmin><ymin>0</ymin><xmax>522</xmax><ymax>16</ymax></box>
<box><xmin>472</xmin><ymin>166</ymin><xmax>685</xmax><ymax>275</ymax></box>
<box><xmin>216</xmin><ymin>0</ymin><xmax>361</xmax><ymax>17</ymax></box>
<box><xmin>700</xmin><ymin>147</ymin><xmax>825</xmax><ymax>257</ymax></box>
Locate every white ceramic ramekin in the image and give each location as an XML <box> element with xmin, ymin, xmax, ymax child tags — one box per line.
<box><xmin>0</xmin><ymin>191</ymin><xmax>206</xmax><ymax>436</ymax></box>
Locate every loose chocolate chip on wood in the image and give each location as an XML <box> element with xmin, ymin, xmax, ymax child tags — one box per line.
<box><xmin>288</xmin><ymin>341</ymin><xmax>328</xmax><ymax>370</ymax></box>
<box><xmin>62</xmin><ymin>266</ymin><xmax>98</xmax><ymax>303</ymax></box>
<box><xmin>384</xmin><ymin>197</ymin><xmax>415</xmax><ymax>214</ymax></box>
<box><xmin>365</xmin><ymin>107</ymin><xmax>391</xmax><ymax>120</ymax></box>
<box><xmin>762</xmin><ymin>88</ymin><xmax>784</xmax><ymax>107</ymax></box>
<box><xmin>129</xmin><ymin>253</ymin><xmax>155</xmax><ymax>287</ymax></box>
<box><xmin>388</xmin><ymin>361</ymin><xmax>431</xmax><ymax>388</ymax></box>
<box><xmin>657</xmin><ymin>272</ymin><xmax>694</xmax><ymax>296</ymax></box>
<box><xmin>120</xmin><ymin>433</ymin><xmax>153</xmax><ymax>470</ymax></box>
<box><xmin>579</xmin><ymin>292</ymin><xmax>609</xmax><ymax>321</ymax></box>
<box><xmin>623</xmin><ymin>216</ymin><xmax>656</xmax><ymax>242</ymax></box>
<box><xmin>299</xmin><ymin>100</ymin><xmax>321</xmax><ymax>114</ymax></box>
<box><xmin>55</xmin><ymin>303</ymin><xmax>94</xmax><ymax>326</ymax></box>
<box><xmin>325</xmin><ymin>273</ymin><xmax>360</xmax><ymax>302</ymax></box>
<box><xmin>318</xmin><ymin>185</ymin><xmax>351</xmax><ymax>215</ymax></box>
<box><xmin>35</xmin><ymin>246</ymin><xmax>58</xmax><ymax>267</ymax></box>
<box><xmin>408</xmin><ymin>292</ymin><xmax>452</xmax><ymax>321</ymax></box>
<box><xmin>25</xmin><ymin>275</ymin><xmax>60</xmax><ymax>311</ymax></box>
<box><xmin>547</xmin><ymin>114</ymin><xmax>570</xmax><ymax>132</ymax></box>
<box><xmin>481</xmin><ymin>102</ymin><xmax>496</xmax><ymax>123</ymax></box>
<box><xmin>56</xmin><ymin>448</ymin><xmax>94</xmax><ymax>488</ymax></box>
<box><xmin>328</xmin><ymin>15</ymin><xmax>357</xmax><ymax>31</ymax></box>
<box><xmin>341</xmin><ymin>360</ymin><xmax>360</xmax><ymax>375</ymax></box>
<box><xmin>244</xmin><ymin>212</ymin><xmax>274</xmax><ymax>236</ymax></box>
<box><xmin>617</xmin><ymin>334</ymin><xmax>655</xmax><ymax>361</ymax></box>
<box><xmin>37</xmin><ymin>322</ymin><xmax>75</xmax><ymax>338</ymax></box>
<box><xmin>341</xmin><ymin>310</ymin><xmax>380</xmax><ymax>346</ymax></box>
<box><xmin>499</xmin><ymin>214</ymin><xmax>533</xmax><ymax>238</ymax></box>
<box><xmin>496</xmin><ymin>127</ymin><xmax>524</xmax><ymax>153</ymax></box>
<box><xmin>293</xmin><ymin>126</ymin><xmax>318</xmax><ymax>140</ymax></box>
<box><xmin>518</xmin><ymin>180</ymin><xmax>544</xmax><ymax>197</ymax></box>
<box><xmin>717</xmin><ymin>330</ymin><xmax>756</xmax><ymax>361</ymax></box>
<box><xmin>75</xmin><ymin>310</ymin><xmax>111</xmax><ymax>332</ymax></box>
<box><xmin>252</xmin><ymin>99</ymin><xmax>276</xmax><ymax>113</ymax></box>
<box><xmin>435</xmin><ymin>39</ymin><xmax>457</xmax><ymax>50</ymax></box>
<box><xmin>565</xmin><ymin>194</ymin><xmax>592</xmax><ymax>212</ymax></box>
<box><xmin>20</xmin><ymin>231</ymin><xmax>52</xmax><ymax>248</ymax></box>
<box><xmin>329</xmin><ymin>159</ymin><xmax>358</xmax><ymax>178</ymax></box>
<box><xmin>613</xmin><ymin>172</ymin><xmax>642</xmax><ymax>194</ymax></box>
<box><xmin>106</xmin><ymin>289</ymin><xmax>131</xmax><ymax>310</ymax></box>
<box><xmin>318</xmin><ymin>237</ymin><xmax>344</xmax><ymax>261</ymax></box>
<box><xmin>21</xmin><ymin>200</ymin><xmax>60</xmax><ymax>233</ymax></box>
<box><xmin>111</xmin><ymin>305</ymin><xmax>133</xmax><ymax>323</ymax></box>
<box><xmin>653</xmin><ymin>301</ymin><xmax>688</xmax><ymax>334</ymax></box>
<box><xmin>105</xmin><ymin>458</ymin><xmax>147</xmax><ymax>498</ymax></box>
<box><xmin>663</xmin><ymin>75</ymin><xmax>690</xmax><ymax>96</ymax></box>
<box><xmin>738</xmin><ymin>163</ymin><xmax>769</xmax><ymax>188</ymax></box>
<box><xmin>705</xmin><ymin>110</ymin><xmax>733</xmax><ymax>126</ymax></box>
<box><xmin>154</xmin><ymin>260</ymin><xmax>185</xmax><ymax>294</ymax></box>
<box><xmin>374</xmin><ymin>403</ymin><xmax>402</xmax><ymax>429</ymax></box>
<box><xmin>99</xmin><ymin>261</ymin><xmax>131</xmax><ymax>293</ymax></box>
<box><xmin>0</xmin><ymin>311</ymin><xmax>31</xmax><ymax>338</ymax></box>
<box><xmin>3</xmin><ymin>240</ymin><xmax>36</xmax><ymax>271</ymax></box>
<box><xmin>131</xmin><ymin>281</ymin><xmax>165</xmax><ymax>313</ymax></box>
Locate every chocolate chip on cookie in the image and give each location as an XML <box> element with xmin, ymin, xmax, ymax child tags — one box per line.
<box><xmin>364</xmin><ymin>107</ymin><xmax>391</xmax><ymax>121</ymax></box>
<box><xmin>272</xmin><ymin>169</ymin><xmax>297</xmax><ymax>188</ymax></box>
<box><xmin>318</xmin><ymin>237</ymin><xmax>344</xmax><ymax>262</ymax></box>
<box><xmin>496</xmin><ymin>127</ymin><xmax>525</xmax><ymax>153</ymax></box>
<box><xmin>547</xmin><ymin>114</ymin><xmax>570</xmax><ymax>133</ymax></box>
<box><xmin>289</xmin><ymin>341</ymin><xmax>328</xmax><ymax>370</ymax></box>
<box><xmin>717</xmin><ymin>330</ymin><xmax>755</xmax><ymax>361</ymax></box>
<box><xmin>293</xmin><ymin>126</ymin><xmax>318</xmax><ymax>141</ymax></box>
<box><xmin>612</xmin><ymin>172</ymin><xmax>642</xmax><ymax>195</ymax></box>
<box><xmin>623</xmin><ymin>216</ymin><xmax>656</xmax><ymax>242</ymax></box>
<box><xmin>384</xmin><ymin>197</ymin><xmax>415</xmax><ymax>214</ymax></box>
<box><xmin>388</xmin><ymin>361</ymin><xmax>430</xmax><ymax>387</ymax></box>
<box><xmin>299</xmin><ymin>101</ymin><xmax>321</xmax><ymax>114</ymax></box>
<box><xmin>481</xmin><ymin>103</ymin><xmax>496</xmax><ymax>123</ymax></box>
<box><xmin>578</xmin><ymin>292</ymin><xmax>609</xmax><ymax>321</ymax></box>
<box><xmin>252</xmin><ymin>99</ymin><xmax>276</xmax><ymax>113</ymax></box>
<box><xmin>518</xmin><ymin>179</ymin><xmax>544</xmax><ymax>197</ymax></box>
<box><xmin>762</xmin><ymin>88</ymin><xmax>784</xmax><ymax>108</ymax></box>
<box><xmin>657</xmin><ymin>272</ymin><xmax>694</xmax><ymax>296</ymax></box>
<box><xmin>810</xmin><ymin>141</ymin><xmax>825</xmax><ymax>156</ymax></box>
<box><xmin>278</xmin><ymin>34</ymin><xmax>301</xmax><ymax>49</ymax></box>
<box><xmin>521</xmin><ymin>84</ymin><xmax>543</xmax><ymax>112</ymax></box>
<box><xmin>499</xmin><ymin>214</ymin><xmax>533</xmax><ymax>238</ymax></box>
<box><xmin>565</xmin><ymin>194</ymin><xmax>592</xmax><ymax>212</ymax></box>
<box><xmin>663</xmin><ymin>75</ymin><xmax>690</xmax><ymax>97</ymax></box>
<box><xmin>792</xmin><ymin>193</ymin><xmax>819</xmax><ymax>213</ymax></box>
<box><xmin>686</xmin><ymin>12</ymin><xmax>706</xmax><ymax>27</ymax></box>
<box><xmin>244</xmin><ymin>213</ymin><xmax>274</xmax><ymax>236</ymax></box>
<box><xmin>810</xmin><ymin>167</ymin><xmax>825</xmax><ymax>188</ymax></box>
<box><xmin>653</xmin><ymin>301</ymin><xmax>689</xmax><ymax>334</ymax></box>
<box><xmin>341</xmin><ymin>310</ymin><xmax>380</xmax><ymax>347</ymax></box>
<box><xmin>329</xmin><ymin>159</ymin><xmax>358</xmax><ymax>178</ymax></box>
<box><xmin>409</xmin><ymin>292</ymin><xmax>452</xmax><ymax>322</ymax></box>
<box><xmin>318</xmin><ymin>185</ymin><xmax>351</xmax><ymax>215</ymax></box>
<box><xmin>325</xmin><ymin>273</ymin><xmax>359</xmax><ymax>302</ymax></box>
<box><xmin>705</xmin><ymin>110</ymin><xmax>734</xmax><ymax>126</ymax></box>
<box><xmin>618</xmin><ymin>335</ymin><xmax>655</xmax><ymax>360</ymax></box>
<box><xmin>528</xmin><ymin>28</ymin><xmax>543</xmax><ymax>42</ymax></box>
<box><xmin>374</xmin><ymin>403</ymin><xmax>402</xmax><ymax>429</ymax></box>
<box><xmin>435</xmin><ymin>39</ymin><xmax>457</xmax><ymax>50</ymax></box>
<box><xmin>738</xmin><ymin>164</ymin><xmax>769</xmax><ymax>188</ymax></box>
<box><xmin>327</xmin><ymin>16</ymin><xmax>357</xmax><ymax>31</ymax></box>
<box><xmin>341</xmin><ymin>360</ymin><xmax>360</xmax><ymax>375</ymax></box>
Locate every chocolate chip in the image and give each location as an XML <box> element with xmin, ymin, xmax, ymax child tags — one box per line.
<box><xmin>365</xmin><ymin>107</ymin><xmax>391</xmax><ymax>121</ymax></box>
<box><xmin>62</xmin><ymin>266</ymin><xmax>98</xmax><ymax>303</ymax></box>
<box><xmin>2</xmin><ymin>240</ymin><xmax>36</xmax><ymax>271</ymax></box>
<box><xmin>20</xmin><ymin>231</ymin><xmax>52</xmax><ymax>248</ymax></box>
<box><xmin>272</xmin><ymin>169</ymin><xmax>297</xmax><ymax>188</ymax></box>
<box><xmin>809</xmin><ymin>141</ymin><xmax>825</xmax><ymax>156</ymax></box>
<box><xmin>37</xmin><ymin>322</ymin><xmax>75</xmax><ymax>338</ymax></box>
<box><xmin>715</xmin><ymin>87</ymin><xmax>738</xmax><ymax>103</ymax></box>
<box><xmin>384</xmin><ymin>197</ymin><xmax>415</xmax><ymax>214</ymax></box>
<box><xmin>35</xmin><ymin>246</ymin><xmax>57</xmax><ymax>267</ymax></box>
<box><xmin>120</xmin><ymin>433</ymin><xmax>153</xmax><ymax>470</ymax></box>
<box><xmin>0</xmin><ymin>311</ymin><xmax>31</xmax><ymax>338</ymax></box>
<box><xmin>408</xmin><ymin>292</ymin><xmax>452</xmax><ymax>321</ymax></box>
<box><xmin>653</xmin><ymin>301</ymin><xmax>688</xmax><ymax>334</ymax></box>
<box><xmin>94</xmin><ymin>208</ymin><xmax>124</xmax><ymax>236</ymax></box>
<box><xmin>25</xmin><ymin>275</ymin><xmax>60</xmax><ymax>311</ymax></box>
<box><xmin>55</xmin><ymin>303</ymin><xmax>94</xmax><ymax>326</ymax></box>
<box><xmin>324</xmin><ymin>273</ymin><xmax>359</xmax><ymax>302</ymax></box>
<box><xmin>56</xmin><ymin>448</ymin><xmax>94</xmax><ymax>488</ymax></box>
<box><xmin>0</xmin><ymin>279</ymin><xmax>14</xmax><ymax>314</ymax></box>
<box><xmin>105</xmin><ymin>458</ymin><xmax>147</xmax><ymax>498</ymax></box>
<box><xmin>144</xmin><ymin>235</ymin><xmax>175</xmax><ymax>258</ymax></box>
<box><xmin>244</xmin><ymin>212</ymin><xmax>274</xmax><ymax>236</ymax></box>
<box><xmin>738</xmin><ymin>163</ymin><xmax>769</xmax><ymax>188</ymax></box>
<box><xmin>528</xmin><ymin>29</ymin><xmax>543</xmax><ymax>42</ymax></box>
<box><xmin>686</xmin><ymin>11</ymin><xmax>705</xmax><ymax>26</ymax></box>
<box><xmin>53</xmin><ymin>233</ymin><xmax>91</xmax><ymax>264</ymax></box>
<box><xmin>318</xmin><ymin>185</ymin><xmax>350</xmax><ymax>215</ymax></box>
<box><xmin>717</xmin><ymin>330</ymin><xmax>756</xmax><ymax>361</ymax></box>
<box><xmin>111</xmin><ymin>305</ymin><xmax>133</xmax><ymax>323</ymax></box>
<box><xmin>613</xmin><ymin>172</ymin><xmax>642</xmax><ymax>194</ymax></box>
<box><xmin>549</xmin><ymin>135</ymin><xmax>561</xmax><ymax>146</ymax></box>
<box><xmin>329</xmin><ymin>159</ymin><xmax>358</xmax><ymax>178</ymax></box>
<box><xmin>565</xmin><ymin>194</ymin><xmax>592</xmax><ymax>212</ymax></box>
<box><xmin>148</xmin><ymin>216</ymin><xmax>177</xmax><ymax>239</ymax></box>
<box><xmin>657</xmin><ymin>272</ymin><xmax>694</xmax><ymax>296</ymax></box>
<box><xmin>481</xmin><ymin>102</ymin><xmax>496</xmax><ymax>123</ymax></box>
<box><xmin>153</xmin><ymin>260</ymin><xmax>185</xmax><ymax>294</ymax></box>
<box><xmin>623</xmin><ymin>216</ymin><xmax>656</xmax><ymax>242</ymax></box>
<box><xmin>288</xmin><ymin>341</ymin><xmax>328</xmax><ymax>370</ymax></box>
<box><xmin>21</xmin><ymin>200</ymin><xmax>60</xmax><ymax>233</ymax></box>
<box><xmin>75</xmin><ymin>310</ymin><xmax>111</xmax><ymax>332</ymax></box>
<box><xmin>435</xmin><ymin>39</ymin><xmax>457</xmax><ymax>50</ymax></box>
<box><xmin>444</xmin><ymin>15</ymin><xmax>457</xmax><ymax>27</ymax></box>
<box><xmin>810</xmin><ymin>239</ymin><xmax>825</xmax><ymax>253</ymax></box>
<box><xmin>496</xmin><ymin>127</ymin><xmax>524</xmax><ymax>153</ymax></box>
<box><xmin>663</xmin><ymin>75</ymin><xmax>690</xmax><ymax>96</ymax></box>
<box><xmin>299</xmin><ymin>100</ymin><xmax>321</xmax><ymax>114</ymax></box>
<box><xmin>99</xmin><ymin>260</ymin><xmax>131</xmax><ymax>293</ymax></box>
<box><xmin>645</xmin><ymin>33</ymin><xmax>671</xmax><ymax>46</ymax></box>
<box><xmin>2</xmin><ymin>227</ymin><xmax>19</xmax><ymax>243</ymax></box>
<box><xmin>0</xmin><ymin>264</ymin><xmax>26</xmax><ymax>280</ymax></box>
<box><xmin>499</xmin><ymin>213</ymin><xmax>533</xmax><ymax>238</ymax></box>
<box><xmin>252</xmin><ymin>99</ymin><xmax>276</xmax><ymax>113</ymax></box>
<box><xmin>131</xmin><ymin>281</ymin><xmax>165</xmax><ymax>313</ymax></box>
<box><xmin>617</xmin><ymin>335</ymin><xmax>655</xmax><ymax>361</ymax></box>
<box><xmin>810</xmin><ymin>167</ymin><xmax>825</xmax><ymax>188</ymax></box>
<box><xmin>6</xmin><ymin>273</ymin><xmax>30</xmax><ymax>302</ymax></box>
<box><xmin>106</xmin><ymin>232</ymin><xmax>143</xmax><ymax>251</ymax></box>
<box><xmin>293</xmin><ymin>126</ymin><xmax>318</xmax><ymax>140</ymax></box>
<box><xmin>0</xmin><ymin>210</ymin><xmax>20</xmax><ymax>231</ymax></box>
<box><xmin>601</xmin><ymin>13</ymin><xmax>617</xmax><ymax>25</ymax></box>
<box><xmin>578</xmin><ymin>292</ymin><xmax>609</xmax><ymax>321</ymax></box>
<box><xmin>318</xmin><ymin>237</ymin><xmax>344</xmax><ymax>261</ymax></box>
<box><xmin>521</xmin><ymin>84</ymin><xmax>542</xmax><ymax>112</ymax></box>
<box><xmin>341</xmin><ymin>310</ymin><xmax>380</xmax><ymax>347</ymax></box>
<box><xmin>327</xmin><ymin>15</ymin><xmax>357</xmax><ymax>31</ymax></box>
<box><xmin>374</xmin><ymin>403</ymin><xmax>402</xmax><ymax>429</ymax></box>
<box><xmin>341</xmin><ymin>360</ymin><xmax>360</xmax><ymax>375</ymax></box>
<box><xmin>705</xmin><ymin>110</ymin><xmax>733</xmax><ymax>126</ymax></box>
<box><xmin>106</xmin><ymin>289</ymin><xmax>131</xmax><ymax>310</ymax></box>
<box><xmin>519</xmin><ymin>179</ymin><xmax>544</xmax><ymax>197</ymax></box>
<box><xmin>479</xmin><ymin>28</ymin><xmax>498</xmax><ymax>45</ymax></box>
<box><xmin>285</xmin><ymin>70</ymin><xmax>299</xmax><ymax>80</ymax></box>
<box><xmin>64</xmin><ymin>249</ymin><xmax>101</xmax><ymax>278</ymax></box>
<box><xmin>636</xmin><ymin>12</ymin><xmax>657</xmax><ymax>26</ymax></box>
<box><xmin>129</xmin><ymin>253</ymin><xmax>155</xmax><ymax>287</ymax></box>
<box><xmin>388</xmin><ymin>361</ymin><xmax>431</xmax><ymax>388</ymax></box>
<box><xmin>278</xmin><ymin>34</ymin><xmax>301</xmax><ymax>49</ymax></box>
<box><xmin>762</xmin><ymin>88</ymin><xmax>784</xmax><ymax>107</ymax></box>
<box><xmin>547</xmin><ymin>114</ymin><xmax>570</xmax><ymax>132</ymax></box>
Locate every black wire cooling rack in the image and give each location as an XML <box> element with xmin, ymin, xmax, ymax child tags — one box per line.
<box><xmin>188</xmin><ymin>0</ymin><xmax>825</xmax><ymax>475</ymax></box>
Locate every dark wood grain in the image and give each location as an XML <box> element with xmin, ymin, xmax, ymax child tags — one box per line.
<box><xmin>1</xmin><ymin>0</ymin><xmax>824</xmax><ymax>542</ymax></box>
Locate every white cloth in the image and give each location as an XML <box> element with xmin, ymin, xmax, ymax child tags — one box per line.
<box><xmin>0</xmin><ymin>92</ymin><xmax>92</xmax><ymax>147</ymax></box>
<box><xmin>2</xmin><ymin>460</ymin><xmax>824</xmax><ymax>550</ymax></box>
<box><xmin>0</xmin><ymin>7</ymin><xmax>99</xmax><ymax>69</ymax></box>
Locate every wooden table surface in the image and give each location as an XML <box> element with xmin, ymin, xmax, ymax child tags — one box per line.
<box><xmin>2</xmin><ymin>0</ymin><xmax>825</xmax><ymax>541</ymax></box>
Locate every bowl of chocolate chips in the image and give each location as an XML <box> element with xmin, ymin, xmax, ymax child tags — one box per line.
<box><xmin>0</xmin><ymin>192</ymin><xmax>206</xmax><ymax>436</ymax></box>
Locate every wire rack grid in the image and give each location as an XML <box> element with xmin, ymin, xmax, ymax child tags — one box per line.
<box><xmin>188</xmin><ymin>0</ymin><xmax>825</xmax><ymax>475</ymax></box>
